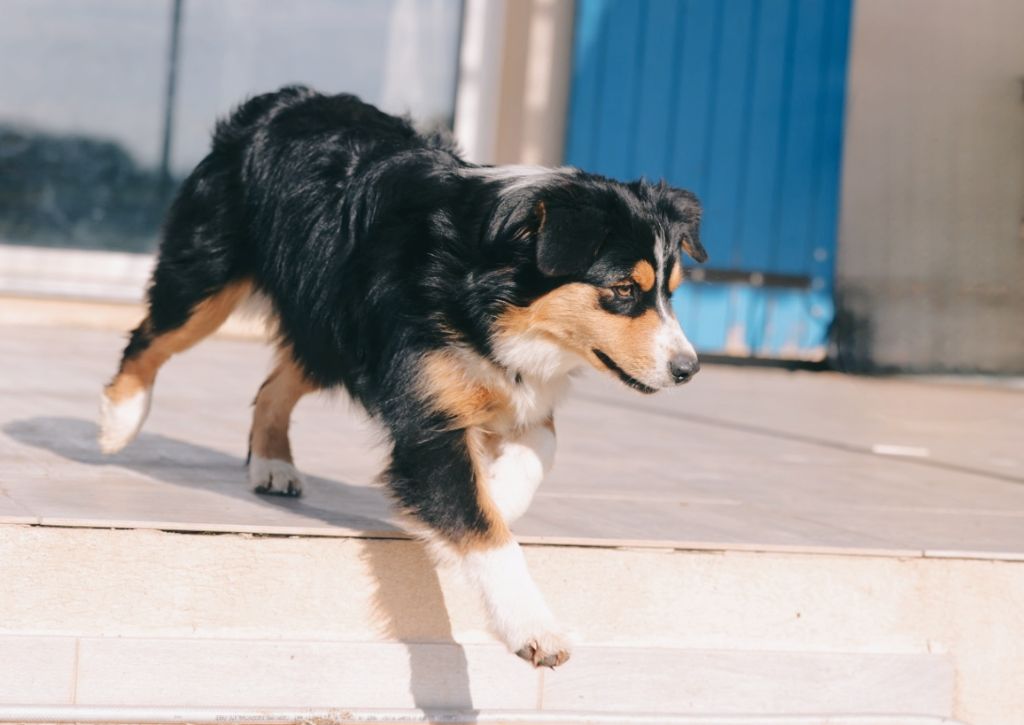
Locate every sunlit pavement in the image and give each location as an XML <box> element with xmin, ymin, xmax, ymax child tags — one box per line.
<box><xmin>1</xmin><ymin>323</ymin><xmax>1022</xmax><ymax>557</ymax></box>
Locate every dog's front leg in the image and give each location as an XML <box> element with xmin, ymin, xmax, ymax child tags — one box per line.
<box><xmin>482</xmin><ymin>420</ymin><xmax>555</xmax><ymax>524</ymax></box>
<box><xmin>387</xmin><ymin>425</ymin><xmax>570</xmax><ymax>667</ymax></box>
<box><xmin>461</xmin><ymin>533</ymin><xmax>571</xmax><ymax>667</ymax></box>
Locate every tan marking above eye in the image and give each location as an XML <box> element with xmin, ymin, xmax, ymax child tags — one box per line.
<box><xmin>631</xmin><ymin>260</ymin><xmax>656</xmax><ymax>292</ymax></box>
<box><xmin>668</xmin><ymin>261</ymin><xmax>683</xmax><ymax>292</ymax></box>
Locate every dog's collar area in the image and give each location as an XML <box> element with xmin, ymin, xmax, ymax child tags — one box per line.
<box><xmin>592</xmin><ymin>349</ymin><xmax>657</xmax><ymax>394</ymax></box>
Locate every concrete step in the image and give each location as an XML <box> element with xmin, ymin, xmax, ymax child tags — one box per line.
<box><xmin>0</xmin><ymin>633</ymin><xmax>954</xmax><ymax>715</ymax></box>
<box><xmin>0</xmin><ymin>707</ymin><xmax>970</xmax><ymax>725</ymax></box>
<box><xmin>0</xmin><ymin>525</ymin><xmax>1005</xmax><ymax>723</ymax></box>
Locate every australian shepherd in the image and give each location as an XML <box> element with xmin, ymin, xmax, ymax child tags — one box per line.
<box><xmin>99</xmin><ymin>86</ymin><xmax>706</xmax><ymax>668</ymax></box>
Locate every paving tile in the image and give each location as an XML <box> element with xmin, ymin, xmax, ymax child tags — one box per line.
<box><xmin>541</xmin><ymin>647</ymin><xmax>954</xmax><ymax>716</ymax></box>
<box><xmin>7</xmin><ymin>470</ymin><xmax>396</xmax><ymax>536</ymax></box>
<box><xmin>0</xmin><ymin>486</ymin><xmax>38</xmax><ymax>524</ymax></box>
<box><xmin>798</xmin><ymin>507</ymin><xmax>1024</xmax><ymax>556</ymax></box>
<box><xmin>590</xmin><ymin>365</ymin><xmax>1024</xmax><ymax>483</ymax></box>
<box><xmin>0</xmin><ymin>636</ymin><xmax>77</xmax><ymax>705</ymax></box>
<box><xmin>2</xmin><ymin>324</ymin><xmax>1024</xmax><ymax>557</ymax></box>
<box><xmin>76</xmin><ymin>637</ymin><xmax>539</xmax><ymax>710</ymax></box>
<box><xmin>516</xmin><ymin>498</ymin><xmax>906</xmax><ymax>551</ymax></box>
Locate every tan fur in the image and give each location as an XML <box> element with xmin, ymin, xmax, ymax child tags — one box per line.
<box><xmin>668</xmin><ymin>261</ymin><xmax>683</xmax><ymax>292</ymax></box>
<box><xmin>250</xmin><ymin>348</ymin><xmax>317</xmax><ymax>462</ymax></box>
<box><xmin>631</xmin><ymin>260</ymin><xmax>656</xmax><ymax>292</ymax></box>
<box><xmin>105</xmin><ymin>280</ymin><xmax>252</xmax><ymax>402</ymax></box>
<box><xmin>495</xmin><ymin>283</ymin><xmax>659</xmax><ymax>379</ymax></box>
<box><xmin>417</xmin><ymin>350</ymin><xmax>544</xmax><ymax>551</ymax></box>
<box><xmin>461</xmin><ymin>428</ymin><xmax>514</xmax><ymax>552</ymax></box>
<box><xmin>681</xmin><ymin>235</ymin><xmax>702</xmax><ymax>262</ymax></box>
<box><xmin>420</xmin><ymin>349</ymin><xmax>510</xmax><ymax>429</ymax></box>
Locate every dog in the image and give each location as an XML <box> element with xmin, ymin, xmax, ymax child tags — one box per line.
<box><xmin>99</xmin><ymin>86</ymin><xmax>706</xmax><ymax>668</ymax></box>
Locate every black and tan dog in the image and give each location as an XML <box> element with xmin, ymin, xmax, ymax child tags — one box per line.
<box><xmin>100</xmin><ymin>86</ymin><xmax>706</xmax><ymax>668</ymax></box>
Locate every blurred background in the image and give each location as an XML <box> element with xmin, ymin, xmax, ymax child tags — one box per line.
<box><xmin>1</xmin><ymin>0</ymin><xmax>1022</xmax><ymax>375</ymax></box>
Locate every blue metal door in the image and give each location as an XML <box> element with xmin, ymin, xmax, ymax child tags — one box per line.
<box><xmin>566</xmin><ymin>0</ymin><xmax>852</xmax><ymax>359</ymax></box>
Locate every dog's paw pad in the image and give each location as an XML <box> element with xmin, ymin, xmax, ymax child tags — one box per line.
<box><xmin>515</xmin><ymin>632</ymin><xmax>572</xmax><ymax>668</ymax></box>
<box><xmin>249</xmin><ymin>457</ymin><xmax>304</xmax><ymax>497</ymax></box>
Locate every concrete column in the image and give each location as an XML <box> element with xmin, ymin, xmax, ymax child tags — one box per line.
<box><xmin>454</xmin><ymin>0</ymin><xmax>575</xmax><ymax>166</ymax></box>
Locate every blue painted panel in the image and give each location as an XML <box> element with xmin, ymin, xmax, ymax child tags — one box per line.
<box><xmin>668</xmin><ymin>0</ymin><xmax>720</xmax><ymax>190</ymax></box>
<box><xmin>566</xmin><ymin>0</ymin><xmax>852</xmax><ymax>359</ymax></box>
<box><xmin>592</xmin><ymin>0</ymin><xmax>644</xmax><ymax>180</ymax></box>
<box><xmin>702</xmin><ymin>0</ymin><xmax>756</xmax><ymax>270</ymax></box>
<box><xmin>564</xmin><ymin>0</ymin><xmax>610</xmax><ymax>166</ymax></box>
<box><xmin>808</xmin><ymin>0</ymin><xmax>853</xmax><ymax>292</ymax></box>
<box><xmin>632</xmin><ymin>0</ymin><xmax>682</xmax><ymax>180</ymax></box>
<box><xmin>737</xmin><ymin>0</ymin><xmax>794</xmax><ymax>272</ymax></box>
<box><xmin>772</xmin><ymin>0</ymin><xmax>829</xmax><ymax>275</ymax></box>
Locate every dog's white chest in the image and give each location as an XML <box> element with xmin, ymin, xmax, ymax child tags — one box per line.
<box><xmin>504</xmin><ymin>374</ymin><xmax>569</xmax><ymax>430</ymax></box>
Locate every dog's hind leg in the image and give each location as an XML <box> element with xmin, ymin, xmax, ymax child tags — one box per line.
<box><xmin>99</xmin><ymin>278</ymin><xmax>251</xmax><ymax>453</ymax></box>
<box><xmin>389</xmin><ymin>426</ymin><xmax>571</xmax><ymax>668</ymax></box>
<box><xmin>248</xmin><ymin>347</ymin><xmax>317</xmax><ymax>496</ymax></box>
<box><xmin>100</xmin><ymin>152</ymin><xmax>250</xmax><ymax>453</ymax></box>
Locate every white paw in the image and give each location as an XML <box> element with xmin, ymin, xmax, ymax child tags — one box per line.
<box><xmin>461</xmin><ymin>541</ymin><xmax>573</xmax><ymax>668</ymax></box>
<box><xmin>99</xmin><ymin>388</ymin><xmax>152</xmax><ymax>454</ymax></box>
<box><xmin>514</xmin><ymin>627</ymin><xmax>573</xmax><ymax>668</ymax></box>
<box><xmin>249</xmin><ymin>456</ymin><xmax>304</xmax><ymax>496</ymax></box>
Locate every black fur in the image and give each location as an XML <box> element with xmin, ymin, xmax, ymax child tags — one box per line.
<box><xmin>133</xmin><ymin>86</ymin><xmax>704</xmax><ymax>543</ymax></box>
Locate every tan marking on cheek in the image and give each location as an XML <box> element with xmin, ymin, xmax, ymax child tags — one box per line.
<box><xmin>668</xmin><ymin>261</ymin><xmax>683</xmax><ymax>292</ymax></box>
<box><xmin>494</xmin><ymin>283</ymin><xmax>602</xmax><ymax>353</ymax></box>
<box><xmin>631</xmin><ymin>260</ymin><xmax>656</xmax><ymax>292</ymax></box>
<box><xmin>594</xmin><ymin>308</ymin><xmax>660</xmax><ymax>376</ymax></box>
<box><xmin>494</xmin><ymin>284</ymin><xmax>662</xmax><ymax>379</ymax></box>
<box><xmin>420</xmin><ymin>350</ymin><xmax>510</xmax><ymax>429</ymax></box>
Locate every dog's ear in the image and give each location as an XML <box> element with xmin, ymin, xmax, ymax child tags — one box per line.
<box><xmin>532</xmin><ymin>200</ymin><xmax>608</xmax><ymax>277</ymax></box>
<box><xmin>661</xmin><ymin>187</ymin><xmax>707</xmax><ymax>263</ymax></box>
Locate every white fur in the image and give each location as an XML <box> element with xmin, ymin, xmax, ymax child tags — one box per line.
<box><xmin>485</xmin><ymin>425</ymin><xmax>555</xmax><ymax>523</ymax></box>
<box><xmin>490</xmin><ymin>334</ymin><xmax>582</xmax><ymax>430</ymax></box>
<box><xmin>446</xmin><ymin>340</ymin><xmax>577</xmax><ymax>431</ymax></box>
<box><xmin>492</xmin><ymin>331</ymin><xmax>583</xmax><ymax>382</ymax></box>
<box><xmin>460</xmin><ymin>165</ymin><xmax>577</xmax><ymax>195</ymax></box>
<box><xmin>641</xmin><ymin>234</ymin><xmax>699</xmax><ymax>389</ymax></box>
<box><xmin>248</xmin><ymin>455</ymin><xmax>305</xmax><ymax>495</ymax></box>
<box><xmin>98</xmin><ymin>388</ymin><xmax>152</xmax><ymax>454</ymax></box>
<box><xmin>461</xmin><ymin>541</ymin><xmax>571</xmax><ymax>659</ymax></box>
<box><xmin>650</xmin><ymin>316</ymin><xmax>698</xmax><ymax>386</ymax></box>
<box><xmin>507</xmin><ymin>372</ymin><xmax>570</xmax><ymax>431</ymax></box>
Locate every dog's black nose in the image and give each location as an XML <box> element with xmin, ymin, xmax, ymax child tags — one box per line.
<box><xmin>669</xmin><ymin>355</ymin><xmax>700</xmax><ymax>384</ymax></box>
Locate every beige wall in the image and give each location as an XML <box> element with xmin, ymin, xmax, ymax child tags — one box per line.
<box><xmin>493</xmin><ymin>0</ymin><xmax>575</xmax><ymax>165</ymax></box>
<box><xmin>454</xmin><ymin>0</ymin><xmax>575</xmax><ymax>166</ymax></box>
<box><xmin>836</xmin><ymin>0</ymin><xmax>1024</xmax><ymax>373</ymax></box>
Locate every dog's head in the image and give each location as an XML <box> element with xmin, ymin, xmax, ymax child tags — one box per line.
<box><xmin>482</xmin><ymin>168</ymin><xmax>706</xmax><ymax>393</ymax></box>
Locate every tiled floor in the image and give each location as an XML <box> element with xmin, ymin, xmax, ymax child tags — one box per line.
<box><xmin>1</xmin><ymin>324</ymin><xmax>1023</xmax><ymax>557</ymax></box>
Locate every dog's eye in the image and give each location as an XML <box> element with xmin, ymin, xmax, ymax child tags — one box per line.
<box><xmin>611</xmin><ymin>282</ymin><xmax>637</xmax><ymax>299</ymax></box>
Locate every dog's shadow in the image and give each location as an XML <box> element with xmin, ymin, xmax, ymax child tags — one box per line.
<box><xmin>3</xmin><ymin>416</ymin><xmax>478</xmax><ymax>716</ymax></box>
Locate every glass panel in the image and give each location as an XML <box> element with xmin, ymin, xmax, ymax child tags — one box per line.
<box><xmin>0</xmin><ymin>0</ymin><xmax>463</xmax><ymax>252</ymax></box>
